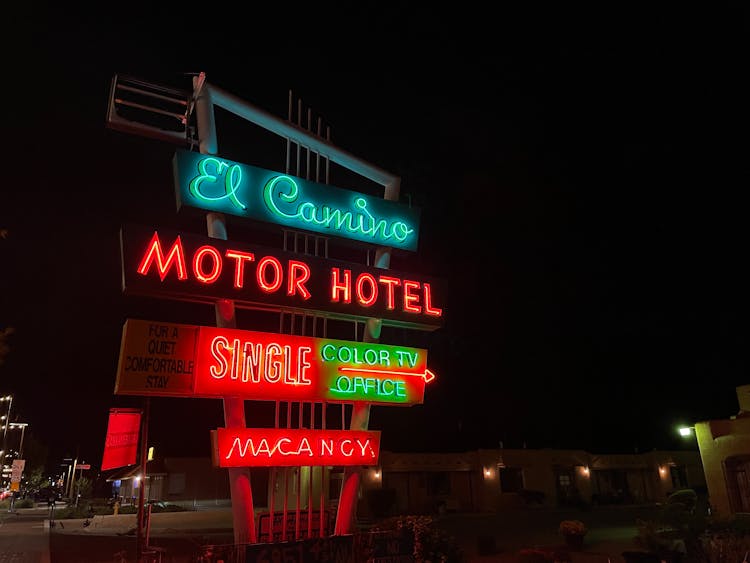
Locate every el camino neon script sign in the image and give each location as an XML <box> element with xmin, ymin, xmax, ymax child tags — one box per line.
<box><xmin>173</xmin><ymin>149</ymin><xmax>421</xmax><ymax>251</ymax></box>
<box><xmin>212</xmin><ymin>428</ymin><xmax>381</xmax><ymax>467</ymax></box>
<box><xmin>120</xmin><ymin>224</ymin><xmax>444</xmax><ymax>330</ymax></box>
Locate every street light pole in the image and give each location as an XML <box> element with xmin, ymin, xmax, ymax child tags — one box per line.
<box><xmin>1</xmin><ymin>395</ymin><xmax>12</xmax><ymax>466</ymax></box>
<box><xmin>9</xmin><ymin>423</ymin><xmax>27</xmax><ymax>459</ymax></box>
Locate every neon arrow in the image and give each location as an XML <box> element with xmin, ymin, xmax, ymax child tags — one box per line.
<box><xmin>338</xmin><ymin>366</ymin><xmax>436</xmax><ymax>383</ymax></box>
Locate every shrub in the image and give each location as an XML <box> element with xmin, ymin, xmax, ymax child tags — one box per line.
<box><xmin>372</xmin><ymin>514</ymin><xmax>462</xmax><ymax>563</ymax></box>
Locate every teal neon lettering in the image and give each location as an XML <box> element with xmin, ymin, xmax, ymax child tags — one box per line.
<box><xmin>263</xmin><ymin>176</ymin><xmax>415</xmax><ymax>244</ymax></box>
<box><xmin>321</xmin><ymin>344</ymin><xmax>336</xmax><ymax>362</ymax></box>
<box><xmin>189</xmin><ymin>158</ymin><xmax>246</xmax><ymax>210</ymax></box>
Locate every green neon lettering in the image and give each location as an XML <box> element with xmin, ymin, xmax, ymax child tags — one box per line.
<box><xmin>364</xmin><ymin>349</ymin><xmax>378</xmax><ymax>365</ymax></box>
<box><xmin>395</xmin><ymin>381</ymin><xmax>406</xmax><ymax>397</ymax></box>
<box><xmin>321</xmin><ymin>344</ymin><xmax>336</xmax><ymax>362</ymax></box>
<box><xmin>331</xmin><ymin>376</ymin><xmax>354</xmax><ymax>393</ymax></box>
<box><xmin>189</xmin><ymin>158</ymin><xmax>246</xmax><ymax>210</ymax></box>
<box><xmin>263</xmin><ymin>176</ymin><xmax>415</xmax><ymax>244</ymax></box>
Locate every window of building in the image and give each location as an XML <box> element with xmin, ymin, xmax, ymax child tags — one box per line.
<box><xmin>671</xmin><ymin>466</ymin><xmax>688</xmax><ymax>489</ymax></box>
<box><xmin>499</xmin><ymin>467</ymin><xmax>524</xmax><ymax>493</ymax></box>
<box><xmin>558</xmin><ymin>474</ymin><xmax>571</xmax><ymax>488</ymax></box>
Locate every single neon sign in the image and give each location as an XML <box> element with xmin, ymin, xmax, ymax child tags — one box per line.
<box><xmin>174</xmin><ymin>149</ymin><xmax>421</xmax><ymax>251</ymax></box>
<box><xmin>121</xmin><ymin>224</ymin><xmax>444</xmax><ymax>330</ymax></box>
<box><xmin>212</xmin><ymin>428</ymin><xmax>381</xmax><ymax>467</ymax></box>
<box><xmin>194</xmin><ymin>325</ymin><xmax>431</xmax><ymax>405</ymax></box>
<box><xmin>115</xmin><ymin>319</ymin><xmax>434</xmax><ymax>406</ymax></box>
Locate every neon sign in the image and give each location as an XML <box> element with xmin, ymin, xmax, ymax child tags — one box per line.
<box><xmin>121</xmin><ymin>224</ymin><xmax>445</xmax><ymax>330</ymax></box>
<box><xmin>212</xmin><ymin>428</ymin><xmax>381</xmax><ymax>467</ymax></box>
<box><xmin>173</xmin><ymin>149</ymin><xmax>421</xmax><ymax>251</ymax></box>
<box><xmin>115</xmin><ymin>319</ymin><xmax>433</xmax><ymax>405</ymax></box>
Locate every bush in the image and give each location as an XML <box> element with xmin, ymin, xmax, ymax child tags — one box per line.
<box><xmin>372</xmin><ymin>514</ymin><xmax>463</xmax><ymax>563</ymax></box>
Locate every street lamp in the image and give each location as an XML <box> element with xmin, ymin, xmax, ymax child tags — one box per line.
<box><xmin>0</xmin><ymin>395</ymin><xmax>12</xmax><ymax>465</ymax></box>
<box><xmin>677</xmin><ymin>426</ymin><xmax>695</xmax><ymax>437</ymax></box>
<box><xmin>8</xmin><ymin>423</ymin><xmax>28</xmax><ymax>459</ymax></box>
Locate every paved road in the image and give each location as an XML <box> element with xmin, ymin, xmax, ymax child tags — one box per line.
<box><xmin>0</xmin><ymin>508</ymin><xmax>50</xmax><ymax>563</ymax></box>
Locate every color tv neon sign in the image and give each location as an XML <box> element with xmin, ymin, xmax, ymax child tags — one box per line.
<box><xmin>173</xmin><ymin>149</ymin><xmax>421</xmax><ymax>251</ymax></box>
<box><xmin>120</xmin><ymin>224</ymin><xmax>444</xmax><ymax>330</ymax></box>
<box><xmin>194</xmin><ymin>325</ymin><xmax>432</xmax><ymax>404</ymax></box>
<box><xmin>212</xmin><ymin>428</ymin><xmax>381</xmax><ymax>467</ymax></box>
<box><xmin>115</xmin><ymin>319</ymin><xmax>433</xmax><ymax>405</ymax></box>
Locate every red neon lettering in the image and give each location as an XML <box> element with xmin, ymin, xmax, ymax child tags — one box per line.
<box><xmin>243</xmin><ymin>341</ymin><xmax>263</xmax><ymax>383</ymax></box>
<box><xmin>209</xmin><ymin>336</ymin><xmax>230</xmax><ymax>379</ymax></box>
<box><xmin>257</xmin><ymin>256</ymin><xmax>283</xmax><ymax>293</ymax></box>
<box><xmin>423</xmin><ymin>282</ymin><xmax>442</xmax><ymax>317</ymax></box>
<box><xmin>330</xmin><ymin>268</ymin><xmax>352</xmax><ymax>304</ymax></box>
<box><xmin>225</xmin><ymin>250</ymin><xmax>255</xmax><ymax>288</ymax></box>
<box><xmin>378</xmin><ymin>276</ymin><xmax>401</xmax><ymax>310</ymax></box>
<box><xmin>217</xmin><ymin>429</ymin><xmax>381</xmax><ymax>467</ymax></box>
<box><xmin>355</xmin><ymin>273</ymin><xmax>378</xmax><ymax>307</ymax></box>
<box><xmin>136</xmin><ymin>232</ymin><xmax>187</xmax><ymax>281</ymax></box>
<box><xmin>287</xmin><ymin>260</ymin><xmax>311</xmax><ymax>299</ymax></box>
<box><xmin>193</xmin><ymin>245</ymin><xmax>222</xmax><ymax>283</ymax></box>
<box><xmin>265</xmin><ymin>343</ymin><xmax>284</xmax><ymax>383</ymax></box>
<box><xmin>403</xmin><ymin>280</ymin><xmax>422</xmax><ymax>313</ymax></box>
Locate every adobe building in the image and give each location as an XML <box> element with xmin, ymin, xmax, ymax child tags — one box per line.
<box><xmin>693</xmin><ymin>384</ymin><xmax>750</xmax><ymax>516</ymax></box>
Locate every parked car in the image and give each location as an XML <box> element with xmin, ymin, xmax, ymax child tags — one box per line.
<box><xmin>0</xmin><ymin>489</ymin><xmax>13</xmax><ymax>500</ymax></box>
<box><xmin>34</xmin><ymin>486</ymin><xmax>62</xmax><ymax>502</ymax></box>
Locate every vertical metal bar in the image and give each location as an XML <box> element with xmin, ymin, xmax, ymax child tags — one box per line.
<box><xmin>282</xmin><ymin>400</ymin><xmax>291</xmax><ymax>542</ymax></box>
<box><xmin>308</xmin><ymin>401</ymin><xmax>314</xmax><ymax>538</ymax></box>
<box><xmin>306</xmin><ymin>108</ymin><xmax>312</xmax><ymax>180</ymax></box>
<box><xmin>316</xmin><ymin>117</ymin><xmax>322</xmax><ymax>183</ymax></box>
<box><xmin>296</xmin><ymin>401</ymin><xmax>303</xmax><ymax>540</ymax></box>
<box><xmin>286</xmin><ymin>90</ymin><xmax>292</xmax><ymax>174</ymax></box>
<box><xmin>136</xmin><ymin>397</ymin><xmax>150</xmax><ymax>560</ymax></box>
<box><xmin>296</xmin><ymin>99</ymin><xmax>302</xmax><ymax>175</ymax></box>
<box><xmin>325</xmin><ymin>126</ymin><xmax>331</xmax><ymax>185</ymax></box>
<box><xmin>194</xmin><ymin>75</ymin><xmax>255</xmax><ymax>548</ymax></box>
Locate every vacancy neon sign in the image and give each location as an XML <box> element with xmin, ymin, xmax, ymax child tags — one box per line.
<box><xmin>212</xmin><ymin>428</ymin><xmax>381</xmax><ymax>467</ymax></box>
<box><xmin>173</xmin><ymin>149</ymin><xmax>420</xmax><ymax>251</ymax></box>
<box><xmin>121</xmin><ymin>224</ymin><xmax>444</xmax><ymax>330</ymax></box>
<box><xmin>194</xmin><ymin>326</ymin><xmax>432</xmax><ymax>405</ymax></box>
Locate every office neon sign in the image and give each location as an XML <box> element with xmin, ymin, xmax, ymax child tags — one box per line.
<box><xmin>173</xmin><ymin>149</ymin><xmax>421</xmax><ymax>251</ymax></box>
<box><xmin>212</xmin><ymin>428</ymin><xmax>381</xmax><ymax>467</ymax></box>
<box><xmin>115</xmin><ymin>319</ymin><xmax>433</xmax><ymax>405</ymax></box>
<box><xmin>120</xmin><ymin>224</ymin><xmax>444</xmax><ymax>330</ymax></box>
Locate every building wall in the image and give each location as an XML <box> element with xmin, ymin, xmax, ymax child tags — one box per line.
<box><xmin>695</xmin><ymin>406</ymin><xmax>750</xmax><ymax>516</ymax></box>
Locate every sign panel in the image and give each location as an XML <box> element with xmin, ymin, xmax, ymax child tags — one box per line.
<box><xmin>120</xmin><ymin>224</ymin><xmax>444</xmax><ymax>330</ymax></box>
<box><xmin>257</xmin><ymin>510</ymin><xmax>331</xmax><ymax>543</ymax></box>
<box><xmin>116</xmin><ymin>319</ymin><xmax>431</xmax><ymax>406</ymax></box>
<box><xmin>173</xmin><ymin>149</ymin><xmax>421</xmax><ymax>251</ymax></box>
<box><xmin>212</xmin><ymin>428</ymin><xmax>380</xmax><ymax>467</ymax></box>
<box><xmin>115</xmin><ymin>318</ymin><xmax>198</xmax><ymax>396</ymax></box>
<box><xmin>101</xmin><ymin>408</ymin><xmax>141</xmax><ymax>471</ymax></box>
<box><xmin>75</xmin><ymin>464</ymin><xmax>91</xmax><ymax>470</ymax></box>
<box><xmin>10</xmin><ymin>459</ymin><xmax>25</xmax><ymax>483</ymax></box>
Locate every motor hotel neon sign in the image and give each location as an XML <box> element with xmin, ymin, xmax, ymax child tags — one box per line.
<box><xmin>213</xmin><ymin>428</ymin><xmax>381</xmax><ymax>467</ymax></box>
<box><xmin>115</xmin><ymin>319</ymin><xmax>433</xmax><ymax>405</ymax></box>
<box><xmin>120</xmin><ymin>224</ymin><xmax>444</xmax><ymax>330</ymax></box>
<box><xmin>173</xmin><ymin>149</ymin><xmax>421</xmax><ymax>251</ymax></box>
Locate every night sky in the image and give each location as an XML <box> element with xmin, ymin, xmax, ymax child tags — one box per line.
<box><xmin>2</xmin><ymin>6</ymin><xmax>748</xmax><ymax>472</ymax></box>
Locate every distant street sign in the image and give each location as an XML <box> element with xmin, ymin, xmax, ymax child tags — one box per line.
<box><xmin>76</xmin><ymin>464</ymin><xmax>91</xmax><ymax>470</ymax></box>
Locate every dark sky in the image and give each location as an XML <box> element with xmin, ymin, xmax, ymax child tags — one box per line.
<box><xmin>2</xmin><ymin>6</ymin><xmax>748</xmax><ymax>471</ymax></box>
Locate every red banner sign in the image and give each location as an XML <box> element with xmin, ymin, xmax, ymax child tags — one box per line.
<box><xmin>212</xmin><ymin>428</ymin><xmax>381</xmax><ymax>467</ymax></box>
<box><xmin>101</xmin><ymin>408</ymin><xmax>141</xmax><ymax>471</ymax></box>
